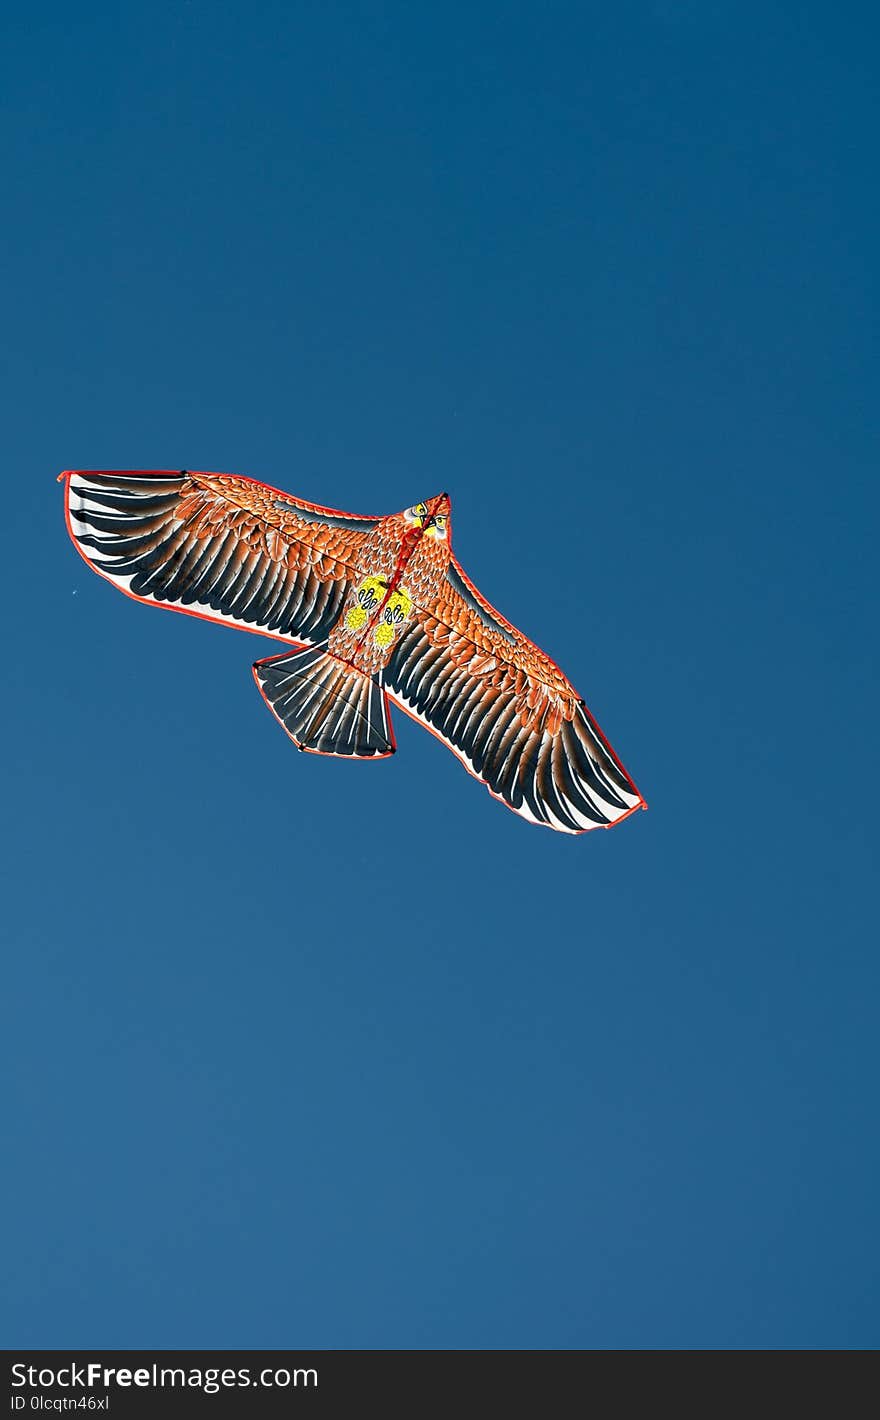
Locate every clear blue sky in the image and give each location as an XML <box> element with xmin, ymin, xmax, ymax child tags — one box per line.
<box><xmin>3</xmin><ymin>2</ymin><xmax>877</xmax><ymax>1348</ymax></box>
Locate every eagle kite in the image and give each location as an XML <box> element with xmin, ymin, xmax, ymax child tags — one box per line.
<box><xmin>61</xmin><ymin>469</ymin><xmax>645</xmax><ymax>834</ymax></box>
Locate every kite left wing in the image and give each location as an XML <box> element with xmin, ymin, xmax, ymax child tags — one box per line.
<box><xmin>63</xmin><ymin>469</ymin><xmax>375</xmax><ymax>646</ymax></box>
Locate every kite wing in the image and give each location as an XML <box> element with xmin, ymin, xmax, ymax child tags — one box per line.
<box><xmin>62</xmin><ymin>469</ymin><xmax>377</xmax><ymax>646</ymax></box>
<box><xmin>384</xmin><ymin>554</ymin><xmax>645</xmax><ymax>832</ymax></box>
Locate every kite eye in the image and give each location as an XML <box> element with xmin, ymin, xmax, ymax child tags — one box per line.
<box><xmin>405</xmin><ymin>503</ymin><xmax>429</xmax><ymax>525</ymax></box>
<box><xmin>424</xmin><ymin>513</ymin><xmax>448</xmax><ymax>539</ymax></box>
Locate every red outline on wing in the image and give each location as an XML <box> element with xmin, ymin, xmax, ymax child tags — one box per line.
<box><xmin>61</xmin><ymin>468</ymin><xmax>347</xmax><ymax>650</ymax></box>
<box><xmin>59</xmin><ymin>466</ymin><xmax>381</xmax><ymax>521</ymax></box>
<box><xmin>448</xmin><ymin>549</ymin><xmax>523</xmax><ymax>641</ymax></box>
<box><xmin>417</xmin><ymin>549</ymin><xmax>647</xmax><ymax>814</ymax></box>
<box><xmin>388</xmin><ymin>691</ymin><xmax>644</xmax><ymax>833</ymax></box>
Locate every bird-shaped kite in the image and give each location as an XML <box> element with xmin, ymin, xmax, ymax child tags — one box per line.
<box><xmin>61</xmin><ymin>469</ymin><xmax>645</xmax><ymax>834</ymax></box>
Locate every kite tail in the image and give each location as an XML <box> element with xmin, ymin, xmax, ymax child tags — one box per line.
<box><xmin>253</xmin><ymin>646</ymin><xmax>395</xmax><ymax>759</ymax></box>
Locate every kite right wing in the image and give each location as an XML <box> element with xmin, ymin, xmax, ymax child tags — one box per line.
<box><xmin>385</xmin><ymin>554</ymin><xmax>644</xmax><ymax>832</ymax></box>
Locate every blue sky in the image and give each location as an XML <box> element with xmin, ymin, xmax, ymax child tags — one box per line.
<box><xmin>2</xmin><ymin>2</ymin><xmax>878</xmax><ymax>1348</ymax></box>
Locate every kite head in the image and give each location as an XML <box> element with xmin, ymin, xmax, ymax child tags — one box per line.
<box><xmin>403</xmin><ymin>493</ymin><xmax>450</xmax><ymax>540</ymax></box>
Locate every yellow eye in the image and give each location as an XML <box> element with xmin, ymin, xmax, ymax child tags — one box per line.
<box><xmin>405</xmin><ymin>502</ymin><xmax>435</xmax><ymax>527</ymax></box>
<box><xmin>424</xmin><ymin>512</ymin><xmax>448</xmax><ymax>539</ymax></box>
